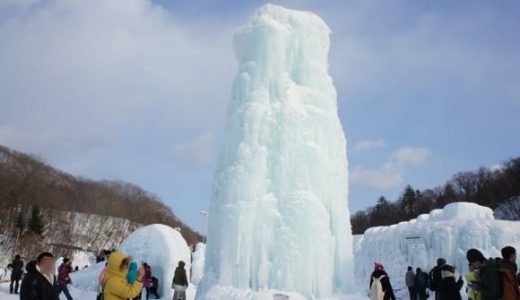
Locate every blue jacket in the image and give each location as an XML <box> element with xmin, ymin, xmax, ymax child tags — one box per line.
<box><xmin>126</xmin><ymin>262</ymin><xmax>138</xmax><ymax>284</ymax></box>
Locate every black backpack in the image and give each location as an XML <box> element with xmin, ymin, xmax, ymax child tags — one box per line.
<box><xmin>428</xmin><ymin>267</ymin><xmax>442</xmax><ymax>291</ymax></box>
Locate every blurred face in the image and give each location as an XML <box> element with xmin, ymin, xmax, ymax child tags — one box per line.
<box><xmin>120</xmin><ymin>258</ymin><xmax>130</xmax><ymax>271</ymax></box>
<box><xmin>38</xmin><ymin>257</ymin><xmax>55</xmax><ymax>274</ymax></box>
<box><xmin>510</xmin><ymin>253</ymin><xmax>517</xmax><ymax>263</ymax></box>
<box><xmin>470</xmin><ymin>261</ymin><xmax>482</xmax><ymax>270</ymax></box>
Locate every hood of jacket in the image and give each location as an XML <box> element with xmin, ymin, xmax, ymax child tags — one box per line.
<box><xmin>107</xmin><ymin>251</ymin><xmax>129</xmax><ymax>279</ymax></box>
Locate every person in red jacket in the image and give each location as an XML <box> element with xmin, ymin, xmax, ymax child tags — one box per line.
<box><xmin>143</xmin><ymin>263</ymin><xmax>153</xmax><ymax>300</ymax></box>
<box><xmin>57</xmin><ymin>257</ymin><xmax>73</xmax><ymax>300</ymax></box>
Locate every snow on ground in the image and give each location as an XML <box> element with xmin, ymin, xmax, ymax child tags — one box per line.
<box><xmin>0</xmin><ymin>281</ymin><xmax>96</xmax><ymax>300</ymax></box>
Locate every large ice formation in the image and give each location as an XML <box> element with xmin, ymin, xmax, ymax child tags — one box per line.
<box><xmin>191</xmin><ymin>243</ymin><xmax>206</xmax><ymax>285</ymax></box>
<box><xmin>197</xmin><ymin>4</ymin><xmax>354</xmax><ymax>299</ymax></box>
<box><xmin>354</xmin><ymin>202</ymin><xmax>520</xmax><ymax>292</ymax></box>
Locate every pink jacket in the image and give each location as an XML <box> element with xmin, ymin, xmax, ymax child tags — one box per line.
<box><xmin>143</xmin><ymin>267</ymin><xmax>152</xmax><ymax>288</ymax></box>
<box><xmin>98</xmin><ymin>267</ymin><xmax>108</xmax><ymax>285</ymax></box>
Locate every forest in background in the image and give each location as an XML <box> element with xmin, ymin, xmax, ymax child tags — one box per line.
<box><xmin>0</xmin><ymin>144</ymin><xmax>202</xmax><ymax>251</ymax></box>
<box><xmin>351</xmin><ymin>157</ymin><xmax>520</xmax><ymax>234</ymax></box>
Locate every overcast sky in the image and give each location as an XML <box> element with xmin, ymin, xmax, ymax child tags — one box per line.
<box><xmin>1</xmin><ymin>0</ymin><xmax>519</xmax><ymax>233</ymax></box>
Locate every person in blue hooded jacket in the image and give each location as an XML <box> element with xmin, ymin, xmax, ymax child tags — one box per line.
<box><xmin>126</xmin><ymin>261</ymin><xmax>143</xmax><ymax>300</ymax></box>
<box><xmin>126</xmin><ymin>262</ymin><xmax>138</xmax><ymax>284</ymax></box>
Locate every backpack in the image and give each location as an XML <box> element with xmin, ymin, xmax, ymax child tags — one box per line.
<box><xmin>429</xmin><ymin>267</ymin><xmax>441</xmax><ymax>291</ymax></box>
<box><xmin>479</xmin><ymin>258</ymin><xmax>503</xmax><ymax>300</ymax></box>
<box><xmin>370</xmin><ymin>275</ymin><xmax>386</xmax><ymax>300</ymax></box>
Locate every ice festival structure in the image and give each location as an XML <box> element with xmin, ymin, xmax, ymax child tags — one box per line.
<box><xmin>197</xmin><ymin>4</ymin><xmax>354</xmax><ymax>299</ymax></box>
<box><xmin>354</xmin><ymin>202</ymin><xmax>520</xmax><ymax>291</ymax></box>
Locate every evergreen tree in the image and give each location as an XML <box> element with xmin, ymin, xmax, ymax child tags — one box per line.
<box><xmin>15</xmin><ymin>209</ymin><xmax>25</xmax><ymax>232</ymax></box>
<box><xmin>28</xmin><ymin>205</ymin><xmax>44</xmax><ymax>235</ymax></box>
<box><xmin>401</xmin><ymin>185</ymin><xmax>416</xmax><ymax>217</ymax></box>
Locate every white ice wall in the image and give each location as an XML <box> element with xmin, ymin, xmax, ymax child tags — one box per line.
<box><xmin>354</xmin><ymin>202</ymin><xmax>520</xmax><ymax>292</ymax></box>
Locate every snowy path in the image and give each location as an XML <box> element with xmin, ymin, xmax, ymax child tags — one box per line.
<box><xmin>0</xmin><ymin>282</ymin><xmax>197</xmax><ymax>300</ymax></box>
<box><xmin>0</xmin><ymin>282</ymin><xmax>96</xmax><ymax>300</ymax></box>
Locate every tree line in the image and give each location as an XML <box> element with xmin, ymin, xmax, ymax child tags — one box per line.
<box><xmin>0</xmin><ymin>144</ymin><xmax>202</xmax><ymax>244</ymax></box>
<box><xmin>351</xmin><ymin>157</ymin><xmax>520</xmax><ymax>234</ymax></box>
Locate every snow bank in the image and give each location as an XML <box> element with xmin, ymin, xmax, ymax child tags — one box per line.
<box><xmin>354</xmin><ymin>202</ymin><xmax>520</xmax><ymax>293</ymax></box>
<box><xmin>198</xmin><ymin>4</ymin><xmax>354</xmax><ymax>299</ymax></box>
<box><xmin>71</xmin><ymin>224</ymin><xmax>191</xmax><ymax>300</ymax></box>
<box><xmin>70</xmin><ymin>260</ymin><xmax>105</xmax><ymax>292</ymax></box>
<box><xmin>191</xmin><ymin>243</ymin><xmax>205</xmax><ymax>285</ymax></box>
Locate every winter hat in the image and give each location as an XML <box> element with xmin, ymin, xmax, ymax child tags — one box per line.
<box><xmin>436</xmin><ymin>258</ymin><xmax>446</xmax><ymax>266</ymax></box>
<box><xmin>374</xmin><ymin>262</ymin><xmax>385</xmax><ymax>271</ymax></box>
<box><xmin>466</xmin><ymin>249</ymin><xmax>486</xmax><ymax>263</ymax></box>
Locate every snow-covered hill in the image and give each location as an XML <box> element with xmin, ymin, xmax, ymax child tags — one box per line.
<box><xmin>0</xmin><ymin>210</ymin><xmax>141</xmax><ymax>271</ymax></box>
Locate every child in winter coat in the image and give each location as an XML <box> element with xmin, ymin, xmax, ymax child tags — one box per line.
<box><xmin>437</xmin><ymin>265</ymin><xmax>464</xmax><ymax>300</ymax></box>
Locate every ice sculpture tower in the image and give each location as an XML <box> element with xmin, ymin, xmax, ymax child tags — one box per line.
<box><xmin>199</xmin><ymin>4</ymin><xmax>354</xmax><ymax>298</ymax></box>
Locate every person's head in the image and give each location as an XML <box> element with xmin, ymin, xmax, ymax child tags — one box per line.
<box><xmin>416</xmin><ymin>268</ymin><xmax>422</xmax><ymax>274</ymax></box>
<box><xmin>107</xmin><ymin>251</ymin><xmax>132</xmax><ymax>277</ymax></box>
<box><xmin>407</xmin><ymin>266</ymin><xmax>413</xmax><ymax>271</ymax></box>
<box><xmin>374</xmin><ymin>262</ymin><xmax>384</xmax><ymax>272</ymax></box>
<box><xmin>178</xmin><ymin>261</ymin><xmax>186</xmax><ymax>268</ymax></box>
<box><xmin>437</xmin><ymin>258</ymin><xmax>446</xmax><ymax>267</ymax></box>
<box><xmin>501</xmin><ymin>246</ymin><xmax>516</xmax><ymax>263</ymax></box>
<box><xmin>468</xmin><ymin>263</ymin><xmax>475</xmax><ymax>271</ymax></box>
<box><xmin>63</xmin><ymin>257</ymin><xmax>71</xmax><ymax>265</ymax></box>
<box><xmin>466</xmin><ymin>249</ymin><xmax>486</xmax><ymax>269</ymax></box>
<box><xmin>15</xmin><ymin>254</ymin><xmax>20</xmax><ymax>260</ymax></box>
<box><xmin>36</xmin><ymin>252</ymin><xmax>55</xmax><ymax>274</ymax></box>
<box><xmin>120</xmin><ymin>257</ymin><xmax>131</xmax><ymax>271</ymax></box>
<box><xmin>441</xmin><ymin>264</ymin><xmax>455</xmax><ymax>278</ymax></box>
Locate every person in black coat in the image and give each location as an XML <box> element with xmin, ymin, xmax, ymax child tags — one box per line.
<box><xmin>369</xmin><ymin>263</ymin><xmax>396</xmax><ymax>300</ymax></box>
<box><xmin>10</xmin><ymin>254</ymin><xmax>24</xmax><ymax>294</ymax></box>
<box><xmin>437</xmin><ymin>265</ymin><xmax>463</xmax><ymax>300</ymax></box>
<box><xmin>429</xmin><ymin>258</ymin><xmax>446</xmax><ymax>300</ymax></box>
<box><xmin>415</xmin><ymin>268</ymin><xmax>429</xmax><ymax>300</ymax></box>
<box><xmin>20</xmin><ymin>252</ymin><xmax>60</xmax><ymax>300</ymax></box>
<box><xmin>172</xmin><ymin>261</ymin><xmax>188</xmax><ymax>300</ymax></box>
